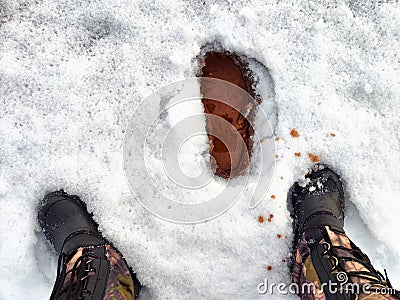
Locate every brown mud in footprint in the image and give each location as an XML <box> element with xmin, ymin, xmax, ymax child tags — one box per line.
<box><xmin>199</xmin><ymin>51</ymin><xmax>259</xmax><ymax>179</ymax></box>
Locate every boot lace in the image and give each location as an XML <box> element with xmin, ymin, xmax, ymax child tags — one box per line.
<box><xmin>50</xmin><ymin>249</ymin><xmax>98</xmax><ymax>300</ymax></box>
<box><xmin>321</xmin><ymin>241</ymin><xmax>399</xmax><ymax>299</ymax></box>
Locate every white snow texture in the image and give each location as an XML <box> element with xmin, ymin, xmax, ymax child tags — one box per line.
<box><xmin>0</xmin><ymin>0</ymin><xmax>399</xmax><ymax>299</ymax></box>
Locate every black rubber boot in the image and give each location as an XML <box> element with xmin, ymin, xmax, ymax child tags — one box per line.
<box><xmin>289</xmin><ymin>164</ymin><xmax>399</xmax><ymax>300</ymax></box>
<box><xmin>38</xmin><ymin>190</ymin><xmax>141</xmax><ymax>300</ymax></box>
<box><xmin>289</xmin><ymin>164</ymin><xmax>345</xmax><ymax>252</ymax></box>
<box><xmin>38</xmin><ymin>190</ymin><xmax>105</xmax><ymax>257</ymax></box>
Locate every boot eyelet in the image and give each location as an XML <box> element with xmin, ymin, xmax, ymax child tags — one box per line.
<box><xmin>330</xmin><ymin>256</ymin><xmax>339</xmax><ymax>271</ymax></box>
<box><xmin>321</xmin><ymin>242</ymin><xmax>331</xmax><ymax>255</ymax></box>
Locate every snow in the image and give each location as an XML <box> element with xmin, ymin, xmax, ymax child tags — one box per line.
<box><xmin>0</xmin><ymin>0</ymin><xmax>399</xmax><ymax>299</ymax></box>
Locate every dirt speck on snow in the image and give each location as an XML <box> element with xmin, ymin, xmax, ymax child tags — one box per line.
<box><xmin>290</xmin><ymin>129</ymin><xmax>300</xmax><ymax>137</ymax></box>
<box><xmin>308</xmin><ymin>153</ymin><xmax>320</xmax><ymax>163</ymax></box>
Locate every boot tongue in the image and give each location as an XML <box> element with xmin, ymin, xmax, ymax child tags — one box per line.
<box><xmin>82</xmin><ymin>246</ymin><xmax>109</xmax><ymax>299</ymax></box>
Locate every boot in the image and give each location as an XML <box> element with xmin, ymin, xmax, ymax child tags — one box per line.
<box><xmin>38</xmin><ymin>190</ymin><xmax>141</xmax><ymax>300</ymax></box>
<box><xmin>289</xmin><ymin>164</ymin><xmax>399</xmax><ymax>300</ymax></box>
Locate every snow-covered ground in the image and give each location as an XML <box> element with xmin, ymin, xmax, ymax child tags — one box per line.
<box><xmin>1</xmin><ymin>0</ymin><xmax>399</xmax><ymax>299</ymax></box>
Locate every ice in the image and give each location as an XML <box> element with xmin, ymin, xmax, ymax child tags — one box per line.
<box><xmin>0</xmin><ymin>0</ymin><xmax>399</xmax><ymax>299</ymax></box>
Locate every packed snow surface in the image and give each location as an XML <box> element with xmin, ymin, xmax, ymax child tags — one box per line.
<box><xmin>1</xmin><ymin>0</ymin><xmax>399</xmax><ymax>299</ymax></box>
